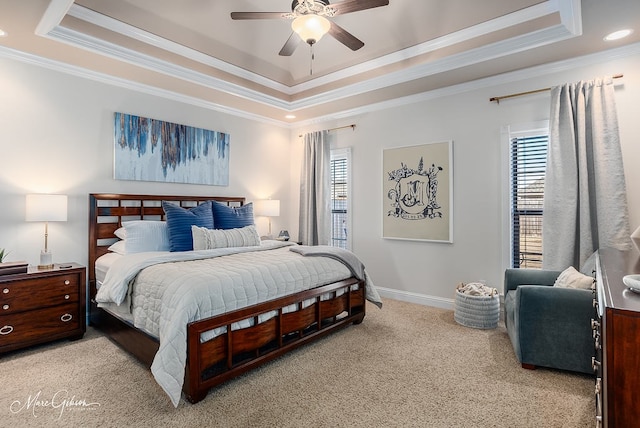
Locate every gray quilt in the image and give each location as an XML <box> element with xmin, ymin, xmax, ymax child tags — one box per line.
<box><xmin>96</xmin><ymin>241</ymin><xmax>381</xmax><ymax>406</ymax></box>
<box><xmin>290</xmin><ymin>245</ymin><xmax>382</xmax><ymax>308</ymax></box>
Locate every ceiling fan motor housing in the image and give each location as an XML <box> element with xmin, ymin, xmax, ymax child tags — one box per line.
<box><xmin>231</xmin><ymin>0</ymin><xmax>389</xmax><ymax>57</ymax></box>
<box><xmin>292</xmin><ymin>0</ymin><xmax>333</xmax><ymax>16</ymax></box>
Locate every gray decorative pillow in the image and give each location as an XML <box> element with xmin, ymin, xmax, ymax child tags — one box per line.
<box><xmin>553</xmin><ymin>266</ymin><xmax>593</xmax><ymax>289</ymax></box>
<box><xmin>192</xmin><ymin>224</ymin><xmax>260</xmax><ymax>250</ymax></box>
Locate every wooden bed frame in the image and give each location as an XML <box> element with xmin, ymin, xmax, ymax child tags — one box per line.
<box><xmin>88</xmin><ymin>193</ymin><xmax>366</xmax><ymax>404</ymax></box>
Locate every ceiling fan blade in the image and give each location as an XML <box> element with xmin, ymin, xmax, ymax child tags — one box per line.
<box><xmin>330</xmin><ymin>0</ymin><xmax>389</xmax><ymax>16</ymax></box>
<box><xmin>328</xmin><ymin>22</ymin><xmax>364</xmax><ymax>51</ymax></box>
<box><xmin>230</xmin><ymin>12</ymin><xmax>288</xmax><ymax>20</ymax></box>
<box><xmin>279</xmin><ymin>33</ymin><xmax>301</xmax><ymax>56</ymax></box>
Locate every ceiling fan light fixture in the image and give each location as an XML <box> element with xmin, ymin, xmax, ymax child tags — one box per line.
<box><xmin>292</xmin><ymin>14</ymin><xmax>331</xmax><ymax>45</ymax></box>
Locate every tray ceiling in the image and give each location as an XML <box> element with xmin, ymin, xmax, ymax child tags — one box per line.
<box><xmin>0</xmin><ymin>0</ymin><xmax>639</xmax><ymax>124</ymax></box>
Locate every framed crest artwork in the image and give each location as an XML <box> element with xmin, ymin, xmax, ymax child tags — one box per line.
<box><xmin>383</xmin><ymin>140</ymin><xmax>453</xmax><ymax>242</ymax></box>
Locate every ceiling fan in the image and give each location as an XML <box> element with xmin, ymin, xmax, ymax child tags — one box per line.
<box><xmin>231</xmin><ymin>0</ymin><xmax>390</xmax><ymax>56</ymax></box>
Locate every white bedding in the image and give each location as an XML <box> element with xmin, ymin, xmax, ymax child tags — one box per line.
<box><xmin>95</xmin><ymin>252</ymin><xmax>121</xmax><ymax>284</ymax></box>
<box><xmin>95</xmin><ymin>241</ymin><xmax>381</xmax><ymax>406</ymax></box>
<box><xmin>95</xmin><ymin>252</ymin><xmax>135</xmax><ymax>325</ymax></box>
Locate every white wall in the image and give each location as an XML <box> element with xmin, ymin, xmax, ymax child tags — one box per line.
<box><xmin>2</xmin><ymin>45</ymin><xmax>640</xmax><ymax>308</ymax></box>
<box><xmin>293</xmin><ymin>45</ymin><xmax>640</xmax><ymax>305</ymax></box>
<box><xmin>0</xmin><ymin>57</ymin><xmax>291</xmax><ymax>268</ymax></box>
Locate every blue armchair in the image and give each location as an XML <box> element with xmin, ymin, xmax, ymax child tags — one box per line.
<box><xmin>503</xmin><ymin>268</ymin><xmax>595</xmax><ymax>374</ymax></box>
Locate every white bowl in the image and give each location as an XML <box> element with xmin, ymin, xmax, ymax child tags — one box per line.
<box><xmin>623</xmin><ymin>274</ymin><xmax>640</xmax><ymax>292</ymax></box>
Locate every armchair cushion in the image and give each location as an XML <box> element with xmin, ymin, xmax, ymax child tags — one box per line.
<box><xmin>553</xmin><ymin>266</ymin><xmax>594</xmax><ymax>289</ymax></box>
<box><xmin>504</xmin><ymin>268</ymin><xmax>595</xmax><ymax>374</ymax></box>
<box><xmin>504</xmin><ymin>268</ymin><xmax>561</xmax><ymax>293</ymax></box>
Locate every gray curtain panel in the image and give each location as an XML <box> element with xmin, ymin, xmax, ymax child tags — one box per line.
<box><xmin>299</xmin><ymin>130</ymin><xmax>331</xmax><ymax>245</ymax></box>
<box><xmin>543</xmin><ymin>76</ymin><xmax>631</xmax><ymax>270</ymax></box>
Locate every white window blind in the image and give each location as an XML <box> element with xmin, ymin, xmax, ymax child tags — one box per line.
<box><xmin>330</xmin><ymin>148</ymin><xmax>351</xmax><ymax>249</ymax></box>
<box><xmin>510</xmin><ymin>134</ymin><xmax>548</xmax><ymax>269</ymax></box>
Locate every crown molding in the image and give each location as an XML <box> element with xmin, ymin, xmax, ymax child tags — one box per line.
<box><xmin>295</xmin><ymin>41</ymin><xmax>640</xmax><ymax>127</ymax></box>
<box><xmin>45</xmin><ymin>15</ymin><xmax>577</xmax><ymax>113</ymax></box>
<box><xmin>288</xmin><ymin>23</ymin><xmax>575</xmax><ymax>110</ymax></box>
<box><xmin>556</xmin><ymin>0</ymin><xmax>583</xmax><ymax>35</ymax></box>
<box><xmin>2</xmin><ymin>38</ymin><xmax>638</xmax><ymax>132</ymax></box>
<box><xmin>290</xmin><ymin>0</ymin><xmax>561</xmax><ymax>93</ymax></box>
<box><xmin>47</xmin><ymin>26</ymin><xmax>294</xmax><ymax>111</ymax></box>
<box><xmin>54</xmin><ymin>0</ymin><xmax>573</xmax><ymax>111</ymax></box>
<box><xmin>35</xmin><ymin>0</ymin><xmax>73</xmax><ymax>36</ymax></box>
<box><xmin>0</xmin><ymin>45</ymin><xmax>289</xmax><ymax>128</ymax></box>
<box><xmin>65</xmin><ymin>4</ymin><xmax>293</xmax><ymax>95</ymax></box>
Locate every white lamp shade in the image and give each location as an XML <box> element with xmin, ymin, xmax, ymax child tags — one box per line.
<box><xmin>291</xmin><ymin>15</ymin><xmax>331</xmax><ymax>44</ymax></box>
<box><xmin>254</xmin><ymin>199</ymin><xmax>280</xmax><ymax>217</ymax></box>
<box><xmin>25</xmin><ymin>194</ymin><xmax>68</xmax><ymax>222</ymax></box>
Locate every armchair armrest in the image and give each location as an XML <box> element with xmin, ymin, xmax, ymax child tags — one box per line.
<box><xmin>504</xmin><ymin>268</ymin><xmax>562</xmax><ymax>294</ymax></box>
<box><xmin>511</xmin><ymin>285</ymin><xmax>595</xmax><ymax>373</ymax></box>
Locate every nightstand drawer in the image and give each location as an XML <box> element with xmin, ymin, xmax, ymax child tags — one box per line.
<box><xmin>0</xmin><ymin>273</ymin><xmax>80</xmax><ymax>314</ymax></box>
<box><xmin>0</xmin><ymin>302</ymin><xmax>81</xmax><ymax>348</ymax></box>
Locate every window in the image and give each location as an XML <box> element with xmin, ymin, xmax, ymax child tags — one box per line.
<box><xmin>509</xmin><ymin>130</ymin><xmax>548</xmax><ymax>269</ymax></box>
<box><xmin>330</xmin><ymin>148</ymin><xmax>351</xmax><ymax>249</ymax></box>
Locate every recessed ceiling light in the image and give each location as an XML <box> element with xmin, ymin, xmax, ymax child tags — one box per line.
<box><xmin>285</xmin><ymin>114</ymin><xmax>296</xmax><ymax>119</ymax></box>
<box><xmin>0</xmin><ymin>29</ymin><xmax>7</xmax><ymax>37</ymax></box>
<box><xmin>604</xmin><ymin>29</ymin><xmax>633</xmax><ymax>41</ymax></box>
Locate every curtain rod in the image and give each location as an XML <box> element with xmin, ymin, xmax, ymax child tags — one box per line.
<box><xmin>299</xmin><ymin>124</ymin><xmax>355</xmax><ymax>138</ymax></box>
<box><xmin>489</xmin><ymin>74</ymin><xmax>623</xmax><ymax>104</ymax></box>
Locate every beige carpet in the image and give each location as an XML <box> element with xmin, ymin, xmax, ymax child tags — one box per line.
<box><xmin>0</xmin><ymin>299</ymin><xmax>594</xmax><ymax>427</ymax></box>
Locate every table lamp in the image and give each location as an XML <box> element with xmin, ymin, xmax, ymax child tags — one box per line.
<box><xmin>254</xmin><ymin>199</ymin><xmax>280</xmax><ymax>238</ymax></box>
<box><xmin>25</xmin><ymin>194</ymin><xmax>67</xmax><ymax>269</ymax></box>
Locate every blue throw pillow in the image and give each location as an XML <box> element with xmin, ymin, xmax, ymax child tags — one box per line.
<box><xmin>211</xmin><ymin>201</ymin><xmax>254</xmax><ymax>230</ymax></box>
<box><xmin>162</xmin><ymin>200</ymin><xmax>214</xmax><ymax>251</ymax></box>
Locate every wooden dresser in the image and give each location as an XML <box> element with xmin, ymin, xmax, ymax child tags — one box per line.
<box><xmin>594</xmin><ymin>248</ymin><xmax>640</xmax><ymax>427</ymax></box>
<box><xmin>0</xmin><ymin>263</ymin><xmax>86</xmax><ymax>354</ymax></box>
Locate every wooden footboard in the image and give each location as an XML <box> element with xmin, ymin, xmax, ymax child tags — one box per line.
<box><xmin>88</xmin><ymin>193</ymin><xmax>367</xmax><ymax>404</ymax></box>
<box><xmin>184</xmin><ymin>278</ymin><xmax>365</xmax><ymax>403</ymax></box>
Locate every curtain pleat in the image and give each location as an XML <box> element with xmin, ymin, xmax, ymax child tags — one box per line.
<box><xmin>299</xmin><ymin>131</ymin><xmax>331</xmax><ymax>245</ymax></box>
<box><xmin>542</xmin><ymin>77</ymin><xmax>631</xmax><ymax>270</ymax></box>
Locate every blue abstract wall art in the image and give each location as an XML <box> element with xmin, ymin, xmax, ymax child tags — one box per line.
<box><xmin>113</xmin><ymin>112</ymin><xmax>229</xmax><ymax>186</ymax></box>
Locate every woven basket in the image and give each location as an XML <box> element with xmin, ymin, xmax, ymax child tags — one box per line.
<box><xmin>454</xmin><ymin>286</ymin><xmax>500</xmax><ymax>329</ymax></box>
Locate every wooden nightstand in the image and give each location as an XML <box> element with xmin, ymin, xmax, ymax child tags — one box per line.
<box><xmin>0</xmin><ymin>263</ymin><xmax>86</xmax><ymax>354</ymax></box>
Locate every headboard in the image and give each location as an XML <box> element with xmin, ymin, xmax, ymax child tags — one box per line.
<box><xmin>88</xmin><ymin>193</ymin><xmax>245</xmax><ymax>296</ymax></box>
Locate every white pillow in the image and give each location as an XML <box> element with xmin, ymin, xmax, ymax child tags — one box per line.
<box><xmin>122</xmin><ymin>220</ymin><xmax>170</xmax><ymax>253</ymax></box>
<box><xmin>107</xmin><ymin>240</ymin><xmax>127</xmax><ymax>255</ymax></box>
<box><xmin>192</xmin><ymin>225</ymin><xmax>260</xmax><ymax>250</ymax></box>
<box><xmin>554</xmin><ymin>266</ymin><xmax>593</xmax><ymax>289</ymax></box>
<box><xmin>114</xmin><ymin>227</ymin><xmax>127</xmax><ymax>240</ymax></box>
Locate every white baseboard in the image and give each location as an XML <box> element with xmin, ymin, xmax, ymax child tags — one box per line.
<box><xmin>375</xmin><ymin>286</ymin><xmax>455</xmax><ymax>310</ymax></box>
<box><xmin>375</xmin><ymin>287</ymin><xmax>506</xmax><ymax>320</ymax></box>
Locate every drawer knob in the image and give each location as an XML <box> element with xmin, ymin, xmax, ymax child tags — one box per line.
<box><xmin>60</xmin><ymin>313</ymin><xmax>73</xmax><ymax>322</ymax></box>
<box><xmin>64</xmin><ymin>280</ymin><xmax>70</xmax><ymax>285</ymax></box>
<box><xmin>0</xmin><ymin>325</ymin><xmax>13</xmax><ymax>335</ymax></box>
<box><xmin>2</xmin><ymin>288</ymin><xmax>8</xmax><ymax>294</ymax></box>
<box><xmin>2</xmin><ymin>304</ymin><xmax>8</xmax><ymax>310</ymax></box>
<box><xmin>64</xmin><ymin>294</ymin><xmax>70</xmax><ymax>300</ymax></box>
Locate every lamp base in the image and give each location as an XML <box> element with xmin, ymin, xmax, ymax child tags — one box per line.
<box><xmin>38</xmin><ymin>250</ymin><xmax>53</xmax><ymax>270</ymax></box>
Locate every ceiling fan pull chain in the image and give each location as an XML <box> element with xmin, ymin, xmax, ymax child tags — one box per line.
<box><xmin>310</xmin><ymin>44</ymin><xmax>314</xmax><ymax>75</ymax></box>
